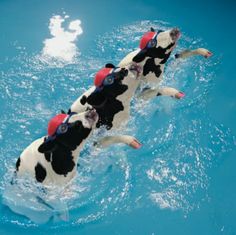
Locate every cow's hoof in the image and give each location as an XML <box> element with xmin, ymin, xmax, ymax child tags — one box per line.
<box><xmin>129</xmin><ymin>139</ymin><xmax>142</xmax><ymax>149</ymax></box>
<box><xmin>205</xmin><ymin>50</ymin><xmax>213</xmax><ymax>58</ymax></box>
<box><xmin>175</xmin><ymin>92</ymin><xmax>185</xmax><ymax>99</ymax></box>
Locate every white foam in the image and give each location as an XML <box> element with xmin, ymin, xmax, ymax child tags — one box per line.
<box><xmin>42</xmin><ymin>15</ymin><xmax>83</xmax><ymax>63</ymax></box>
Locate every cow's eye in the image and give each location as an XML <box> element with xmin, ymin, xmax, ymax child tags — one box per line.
<box><xmin>58</xmin><ymin>124</ymin><xmax>68</xmax><ymax>134</ymax></box>
<box><xmin>107</xmin><ymin>77</ymin><xmax>113</xmax><ymax>83</ymax></box>
<box><xmin>149</xmin><ymin>39</ymin><xmax>156</xmax><ymax>47</ymax></box>
<box><xmin>104</xmin><ymin>76</ymin><xmax>114</xmax><ymax>85</ymax></box>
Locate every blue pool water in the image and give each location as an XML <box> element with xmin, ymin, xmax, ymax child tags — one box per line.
<box><xmin>0</xmin><ymin>0</ymin><xmax>236</xmax><ymax>234</ymax></box>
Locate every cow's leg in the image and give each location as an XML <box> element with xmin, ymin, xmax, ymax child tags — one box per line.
<box><xmin>175</xmin><ymin>48</ymin><xmax>212</xmax><ymax>59</ymax></box>
<box><xmin>94</xmin><ymin>135</ymin><xmax>142</xmax><ymax>149</ymax></box>
<box><xmin>138</xmin><ymin>87</ymin><xmax>185</xmax><ymax>100</ymax></box>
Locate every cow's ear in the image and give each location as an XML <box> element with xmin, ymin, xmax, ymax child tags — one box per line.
<box><xmin>132</xmin><ymin>49</ymin><xmax>147</xmax><ymax>63</ymax></box>
<box><xmin>38</xmin><ymin>139</ymin><xmax>57</xmax><ymax>153</ymax></box>
<box><xmin>105</xmin><ymin>63</ymin><xmax>115</xmax><ymax>68</ymax></box>
<box><xmin>150</xmin><ymin>27</ymin><xmax>155</xmax><ymax>32</ymax></box>
<box><xmin>61</xmin><ymin>109</ymin><xmax>66</xmax><ymax>114</ymax></box>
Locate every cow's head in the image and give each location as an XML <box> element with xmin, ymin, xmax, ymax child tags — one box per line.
<box><xmin>81</xmin><ymin>64</ymin><xmax>128</xmax><ymax>108</ymax></box>
<box><xmin>133</xmin><ymin>27</ymin><xmax>181</xmax><ymax>63</ymax></box>
<box><xmin>38</xmin><ymin>110</ymin><xmax>98</xmax><ymax>153</ymax></box>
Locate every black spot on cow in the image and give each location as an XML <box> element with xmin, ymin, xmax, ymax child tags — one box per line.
<box><xmin>91</xmin><ymin>95</ymin><xmax>125</xmax><ymax>129</ymax></box>
<box><xmin>147</xmin><ymin>47</ymin><xmax>169</xmax><ymax>59</ymax></box>
<box><xmin>35</xmin><ymin>163</ymin><xmax>47</xmax><ymax>183</ymax></box>
<box><xmin>133</xmin><ymin>43</ymin><xmax>175</xmax><ymax>64</ymax></box>
<box><xmin>160</xmin><ymin>51</ymin><xmax>171</xmax><ymax>64</ymax></box>
<box><xmin>80</xmin><ymin>95</ymin><xmax>87</xmax><ymax>105</ymax></box>
<box><xmin>50</xmin><ymin>148</ymin><xmax>75</xmax><ymax>176</ymax></box>
<box><xmin>15</xmin><ymin>158</ymin><xmax>21</xmax><ymax>171</ymax></box>
<box><xmin>38</xmin><ymin>121</ymin><xmax>92</xmax><ymax>176</ymax></box>
<box><xmin>85</xmin><ymin>70</ymin><xmax>128</xmax><ymax>129</ymax></box>
<box><xmin>44</xmin><ymin>152</ymin><xmax>51</xmax><ymax>162</ymax></box>
<box><xmin>42</xmin><ymin>137</ymin><xmax>51</xmax><ymax>162</ymax></box>
<box><xmin>132</xmin><ymin>49</ymin><xmax>148</xmax><ymax>63</ymax></box>
<box><xmin>132</xmin><ymin>43</ymin><xmax>175</xmax><ymax>77</ymax></box>
<box><xmin>143</xmin><ymin>58</ymin><xmax>162</xmax><ymax>78</ymax></box>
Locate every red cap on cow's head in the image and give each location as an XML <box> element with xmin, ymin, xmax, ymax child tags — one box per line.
<box><xmin>47</xmin><ymin>114</ymin><xmax>68</xmax><ymax>136</ymax></box>
<box><xmin>94</xmin><ymin>68</ymin><xmax>113</xmax><ymax>87</ymax></box>
<box><xmin>139</xmin><ymin>31</ymin><xmax>156</xmax><ymax>50</ymax></box>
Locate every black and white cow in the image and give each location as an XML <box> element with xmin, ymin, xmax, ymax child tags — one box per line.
<box><xmin>69</xmin><ymin>66</ymin><xmax>144</xmax><ymax>148</ymax></box>
<box><xmin>68</xmin><ymin>28</ymin><xmax>189</xmax><ymax>146</ymax></box>
<box><xmin>15</xmin><ymin>110</ymin><xmax>99</xmax><ymax>185</ymax></box>
<box><xmin>68</xmin><ymin>27</ymin><xmax>212</xmax><ymax>146</ymax></box>
<box><xmin>129</xmin><ymin>28</ymin><xmax>181</xmax><ymax>85</ymax></box>
<box><xmin>118</xmin><ymin>27</ymin><xmax>212</xmax><ymax>100</ymax></box>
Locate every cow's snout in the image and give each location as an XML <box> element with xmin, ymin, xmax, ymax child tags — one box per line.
<box><xmin>85</xmin><ymin>109</ymin><xmax>98</xmax><ymax>122</ymax></box>
<box><xmin>170</xmin><ymin>28</ymin><xmax>181</xmax><ymax>41</ymax></box>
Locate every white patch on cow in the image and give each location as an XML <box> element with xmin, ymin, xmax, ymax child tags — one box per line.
<box><xmin>157</xmin><ymin>30</ymin><xmax>173</xmax><ymax>48</ymax></box>
<box><xmin>42</xmin><ymin>15</ymin><xmax>83</xmax><ymax>63</ymax></box>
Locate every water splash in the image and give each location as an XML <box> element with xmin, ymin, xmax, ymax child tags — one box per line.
<box><xmin>41</xmin><ymin>15</ymin><xmax>83</xmax><ymax>64</ymax></box>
